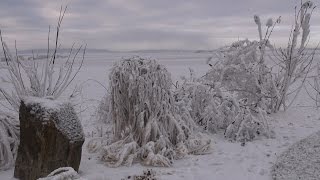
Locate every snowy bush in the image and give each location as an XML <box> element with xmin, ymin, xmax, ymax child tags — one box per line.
<box><xmin>174</xmin><ymin>77</ymin><xmax>231</xmax><ymax>133</ymax></box>
<box><xmin>185</xmin><ymin>1</ymin><xmax>317</xmax><ymax>143</ymax></box>
<box><xmin>224</xmin><ymin>103</ymin><xmax>272</xmax><ymax>145</ymax></box>
<box><xmin>205</xmin><ymin>1</ymin><xmax>316</xmax><ymax>113</ymax></box>
<box><xmin>205</xmin><ymin>38</ymin><xmax>278</xmax><ymax>114</ymax></box>
<box><xmin>93</xmin><ymin>57</ymin><xmax>211</xmax><ymax>167</ymax></box>
<box><xmin>0</xmin><ymin>113</ymin><xmax>19</xmax><ymax>170</ymax></box>
<box><xmin>174</xmin><ymin>74</ymin><xmax>272</xmax><ymax>143</ymax></box>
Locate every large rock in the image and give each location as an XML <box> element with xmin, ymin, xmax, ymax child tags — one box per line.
<box><xmin>14</xmin><ymin>97</ymin><xmax>85</xmax><ymax>180</ymax></box>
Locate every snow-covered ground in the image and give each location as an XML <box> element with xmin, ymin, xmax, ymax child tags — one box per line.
<box><xmin>1</xmin><ymin>51</ymin><xmax>319</xmax><ymax>180</ymax></box>
<box><xmin>271</xmin><ymin>129</ymin><xmax>320</xmax><ymax>179</ymax></box>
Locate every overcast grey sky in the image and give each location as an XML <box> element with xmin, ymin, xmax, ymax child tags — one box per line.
<box><xmin>1</xmin><ymin>0</ymin><xmax>320</xmax><ymax>50</ymax></box>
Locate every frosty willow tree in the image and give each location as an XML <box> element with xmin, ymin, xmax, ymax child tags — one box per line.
<box><xmin>97</xmin><ymin>57</ymin><xmax>210</xmax><ymax>167</ymax></box>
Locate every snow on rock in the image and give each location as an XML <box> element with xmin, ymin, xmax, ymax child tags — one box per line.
<box><xmin>14</xmin><ymin>98</ymin><xmax>85</xmax><ymax>180</ymax></box>
<box><xmin>38</xmin><ymin>167</ymin><xmax>87</xmax><ymax>180</ymax></box>
<box><xmin>23</xmin><ymin>96</ymin><xmax>84</xmax><ymax>142</ymax></box>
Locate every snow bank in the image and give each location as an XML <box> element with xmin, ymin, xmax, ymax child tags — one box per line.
<box><xmin>272</xmin><ymin>130</ymin><xmax>320</xmax><ymax>180</ymax></box>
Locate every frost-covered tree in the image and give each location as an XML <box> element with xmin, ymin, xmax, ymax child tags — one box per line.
<box><xmin>271</xmin><ymin>1</ymin><xmax>316</xmax><ymax>111</ymax></box>
<box><xmin>92</xmin><ymin>57</ymin><xmax>211</xmax><ymax>167</ymax></box>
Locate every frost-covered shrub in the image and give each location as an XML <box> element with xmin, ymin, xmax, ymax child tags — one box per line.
<box><xmin>205</xmin><ymin>39</ymin><xmax>278</xmax><ymax>114</ymax></box>
<box><xmin>0</xmin><ymin>113</ymin><xmax>19</xmax><ymax>170</ymax></box>
<box><xmin>95</xmin><ymin>57</ymin><xmax>211</xmax><ymax>167</ymax></box>
<box><xmin>174</xmin><ymin>75</ymin><xmax>272</xmax><ymax>143</ymax></box>
<box><xmin>183</xmin><ymin>16</ymin><xmax>279</xmax><ymax>142</ymax></box>
<box><xmin>174</xmin><ymin>79</ymin><xmax>233</xmax><ymax>133</ymax></box>
<box><xmin>224</xmin><ymin>102</ymin><xmax>272</xmax><ymax>145</ymax></box>
<box><xmin>205</xmin><ymin>1</ymin><xmax>316</xmax><ymax>113</ymax></box>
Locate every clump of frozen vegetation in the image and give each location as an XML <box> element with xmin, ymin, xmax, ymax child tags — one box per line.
<box><xmin>205</xmin><ymin>1</ymin><xmax>316</xmax><ymax>113</ymax></box>
<box><xmin>174</xmin><ymin>71</ymin><xmax>272</xmax><ymax>144</ymax></box>
<box><xmin>0</xmin><ymin>113</ymin><xmax>19</xmax><ymax>170</ymax></box>
<box><xmin>0</xmin><ymin>6</ymin><xmax>85</xmax><ymax>170</ymax></box>
<box><xmin>205</xmin><ymin>16</ymin><xmax>280</xmax><ymax>114</ymax></box>
<box><xmin>171</xmin><ymin>14</ymin><xmax>279</xmax><ymax>143</ymax></box>
<box><xmin>91</xmin><ymin>57</ymin><xmax>211</xmax><ymax>167</ymax></box>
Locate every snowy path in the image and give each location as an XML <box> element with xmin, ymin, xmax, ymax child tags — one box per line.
<box><xmin>271</xmin><ymin>130</ymin><xmax>320</xmax><ymax>180</ymax></box>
